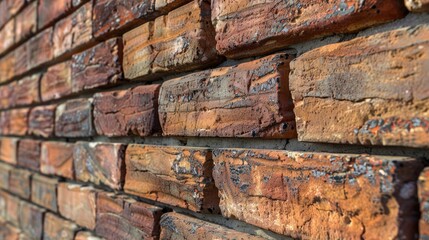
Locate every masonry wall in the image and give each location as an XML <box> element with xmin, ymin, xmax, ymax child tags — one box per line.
<box><xmin>0</xmin><ymin>0</ymin><xmax>428</xmax><ymax>239</ymax></box>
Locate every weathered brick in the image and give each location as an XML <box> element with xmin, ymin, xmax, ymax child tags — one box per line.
<box><xmin>0</xmin><ymin>223</ymin><xmax>20</xmax><ymax>240</ymax></box>
<box><xmin>0</xmin><ymin>191</ymin><xmax>7</xmax><ymax>220</ymax></box>
<box><xmin>0</xmin><ymin>138</ymin><xmax>18</xmax><ymax>164</ymax></box>
<box><xmin>29</xmin><ymin>105</ymin><xmax>57</xmax><ymax>138</ymax></box>
<box><xmin>160</xmin><ymin>212</ymin><xmax>264</xmax><ymax>239</ymax></box>
<box><xmin>5</xmin><ymin>193</ymin><xmax>20</xmax><ymax>226</ymax></box>
<box><xmin>154</xmin><ymin>0</ymin><xmax>191</xmax><ymax>11</ymax></box>
<box><xmin>72</xmin><ymin>38</ymin><xmax>123</xmax><ymax>93</ymax></box>
<box><xmin>74</xmin><ymin>142</ymin><xmax>126</xmax><ymax>190</ymax></box>
<box><xmin>74</xmin><ymin>231</ymin><xmax>103</xmax><ymax>240</ymax></box>
<box><xmin>290</xmin><ymin>23</ymin><xmax>429</xmax><ymax>148</ymax></box>
<box><xmin>159</xmin><ymin>53</ymin><xmax>296</xmax><ymax>138</ymax></box>
<box><xmin>14</xmin><ymin>43</ymin><xmax>29</xmax><ymax>77</ymax></box>
<box><xmin>93</xmin><ymin>84</ymin><xmax>161</xmax><ymax>137</ymax></box>
<box><xmin>0</xmin><ymin>53</ymin><xmax>16</xmax><ymax>83</ymax></box>
<box><xmin>405</xmin><ymin>0</ymin><xmax>429</xmax><ymax>12</ymax></box>
<box><xmin>0</xmin><ymin>111</ymin><xmax>10</xmax><ymax>135</ymax></box>
<box><xmin>41</xmin><ymin>61</ymin><xmax>72</xmax><ymax>101</ymax></box>
<box><xmin>0</xmin><ymin>19</ymin><xmax>15</xmax><ymax>54</ymax></box>
<box><xmin>96</xmin><ymin>192</ymin><xmax>163</xmax><ymax>239</ymax></box>
<box><xmin>213</xmin><ymin>149</ymin><xmax>424</xmax><ymax>239</ymax></box>
<box><xmin>123</xmin><ymin>0</ymin><xmax>220</xmax><ymax>80</ymax></box>
<box><xmin>9</xmin><ymin>168</ymin><xmax>31</xmax><ymax>199</ymax></box>
<box><xmin>31</xmin><ymin>174</ymin><xmax>59</xmax><ymax>212</ymax></box>
<box><xmin>125</xmin><ymin>145</ymin><xmax>219</xmax><ymax>212</ymax></box>
<box><xmin>55</xmin><ymin>98</ymin><xmax>94</xmax><ymax>137</ymax></box>
<box><xmin>0</xmin><ymin>84</ymin><xmax>13</xmax><ymax>109</ymax></box>
<box><xmin>44</xmin><ymin>213</ymin><xmax>78</xmax><ymax>240</ymax></box>
<box><xmin>15</xmin><ymin>1</ymin><xmax>37</xmax><ymax>43</ymax></box>
<box><xmin>419</xmin><ymin>168</ymin><xmax>429</xmax><ymax>239</ymax></box>
<box><xmin>17</xmin><ymin>139</ymin><xmax>41</xmax><ymax>171</ymax></box>
<box><xmin>53</xmin><ymin>2</ymin><xmax>93</xmax><ymax>57</ymax></box>
<box><xmin>0</xmin><ymin>163</ymin><xmax>12</xmax><ymax>189</ymax></box>
<box><xmin>41</xmin><ymin>142</ymin><xmax>74</xmax><ymax>179</ymax></box>
<box><xmin>58</xmin><ymin>183</ymin><xmax>98</xmax><ymax>230</ymax></box>
<box><xmin>19</xmin><ymin>201</ymin><xmax>45</xmax><ymax>239</ymax></box>
<box><xmin>212</xmin><ymin>0</ymin><xmax>406</xmax><ymax>58</ymax></box>
<box><xmin>0</xmin><ymin>0</ymin><xmax>24</xmax><ymax>29</ymax></box>
<box><xmin>11</xmin><ymin>74</ymin><xmax>40</xmax><ymax>107</ymax></box>
<box><xmin>8</xmin><ymin>108</ymin><xmax>29</xmax><ymax>136</ymax></box>
<box><xmin>28</xmin><ymin>28</ymin><xmax>54</xmax><ymax>69</ymax></box>
<box><xmin>38</xmin><ymin>0</ymin><xmax>73</xmax><ymax>29</ymax></box>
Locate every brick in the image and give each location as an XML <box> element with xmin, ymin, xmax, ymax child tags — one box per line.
<box><xmin>74</xmin><ymin>231</ymin><xmax>103</xmax><ymax>240</ymax></box>
<box><xmin>160</xmin><ymin>212</ymin><xmax>264</xmax><ymax>239</ymax></box>
<box><xmin>0</xmin><ymin>162</ymin><xmax>12</xmax><ymax>189</ymax></box>
<box><xmin>419</xmin><ymin>168</ymin><xmax>429</xmax><ymax>239</ymax></box>
<box><xmin>0</xmin><ymin>138</ymin><xmax>18</xmax><ymax>164</ymax></box>
<box><xmin>213</xmin><ymin>149</ymin><xmax>424</xmax><ymax>239</ymax></box>
<box><xmin>8</xmin><ymin>108</ymin><xmax>29</xmax><ymax>136</ymax></box>
<box><xmin>74</xmin><ymin>142</ymin><xmax>126</xmax><ymax>190</ymax></box>
<box><xmin>0</xmin><ymin>84</ymin><xmax>13</xmax><ymax>109</ymax></box>
<box><xmin>123</xmin><ymin>0</ymin><xmax>220</xmax><ymax>80</ymax></box>
<box><xmin>44</xmin><ymin>213</ymin><xmax>78</xmax><ymax>240</ymax></box>
<box><xmin>28</xmin><ymin>28</ymin><xmax>54</xmax><ymax>69</ymax></box>
<box><xmin>14</xmin><ymin>43</ymin><xmax>29</xmax><ymax>77</ymax></box>
<box><xmin>5</xmin><ymin>193</ymin><xmax>20</xmax><ymax>226</ymax></box>
<box><xmin>31</xmin><ymin>174</ymin><xmax>59</xmax><ymax>212</ymax></box>
<box><xmin>72</xmin><ymin>38</ymin><xmax>123</xmax><ymax>93</ymax></box>
<box><xmin>29</xmin><ymin>105</ymin><xmax>57</xmax><ymax>138</ymax></box>
<box><xmin>159</xmin><ymin>53</ymin><xmax>296</xmax><ymax>138</ymax></box>
<box><xmin>0</xmin><ymin>53</ymin><xmax>16</xmax><ymax>83</ymax></box>
<box><xmin>58</xmin><ymin>183</ymin><xmax>98</xmax><ymax>230</ymax></box>
<box><xmin>9</xmin><ymin>168</ymin><xmax>31</xmax><ymax>199</ymax></box>
<box><xmin>96</xmin><ymin>192</ymin><xmax>163</xmax><ymax>239</ymax></box>
<box><xmin>41</xmin><ymin>61</ymin><xmax>72</xmax><ymax>101</ymax></box>
<box><xmin>0</xmin><ymin>0</ymin><xmax>24</xmax><ymax>29</ymax></box>
<box><xmin>41</xmin><ymin>142</ymin><xmax>74</xmax><ymax>179</ymax></box>
<box><xmin>15</xmin><ymin>1</ymin><xmax>37</xmax><ymax>43</ymax></box>
<box><xmin>405</xmin><ymin>0</ymin><xmax>429</xmax><ymax>12</ymax></box>
<box><xmin>290</xmin><ymin>23</ymin><xmax>429</xmax><ymax>148</ymax></box>
<box><xmin>11</xmin><ymin>74</ymin><xmax>41</xmax><ymax>107</ymax></box>
<box><xmin>55</xmin><ymin>98</ymin><xmax>94</xmax><ymax>137</ymax></box>
<box><xmin>38</xmin><ymin>0</ymin><xmax>73</xmax><ymax>29</ymax></box>
<box><xmin>212</xmin><ymin>0</ymin><xmax>406</xmax><ymax>59</ymax></box>
<box><xmin>17</xmin><ymin>139</ymin><xmax>41</xmax><ymax>171</ymax></box>
<box><xmin>53</xmin><ymin>2</ymin><xmax>93</xmax><ymax>57</ymax></box>
<box><xmin>124</xmin><ymin>145</ymin><xmax>219</xmax><ymax>212</ymax></box>
<box><xmin>0</xmin><ymin>19</ymin><xmax>15</xmax><ymax>54</ymax></box>
<box><xmin>154</xmin><ymin>0</ymin><xmax>191</xmax><ymax>11</ymax></box>
<box><xmin>93</xmin><ymin>84</ymin><xmax>161</xmax><ymax>137</ymax></box>
<box><xmin>0</xmin><ymin>191</ymin><xmax>7</xmax><ymax>220</ymax></box>
<box><xmin>0</xmin><ymin>111</ymin><xmax>10</xmax><ymax>135</ymax></box>
<box><xmin>19</xmin><ymin>201</ymin><xmax>45</xmax><ymax>239</ymax></box>
<box><xmin>0</xmin><ymin>223</ymin><xmax>20</xmax><ymax>240</ymax></box>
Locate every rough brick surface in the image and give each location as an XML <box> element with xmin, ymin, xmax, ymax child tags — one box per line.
<box><xmin>55</xmin><ymin>98</ymin><xmax>94</xmax><ymax>137</ymax></box>
<box><xmin>159</xmin><ymin>53</ymin><xmax>296</xmax><ymax>138</ymax></box>
<box><xmin>41</xmin><ymin>61</ymin><xmax>72</xmax><ymax>101</ymax></box>
<box><xmin>12</xmin><ymin>74</ymin><xmax>40</xmax><ymax>107</ymax></box>
<box><xmin>19</xmin><ymin>201</ymin><xmax>45</xmax><ymax>239</ymax></box>
<box><xmin>0</xmin><ymin>84</ymin><xmax>12</xmax><ymax>109</ymax></box>
<box><xmin>14</xmin><ymin>43</ymin><xmax>28</xmax><ymax>77</ymax></box>
<box><xmin>212</xmin><ymin>0</ymin><xmax>406</xmax><ymax>58</ymax></box>
<box><xmin>125</xmin><ymin>145</ymin><xmax>219</xmax><ymax>212</ymax></box>
<box><xmin>93</xmin><ymin>84</ymin><xmax>161</xmax><ymax>137</ymax></box>
<box><xmin>0</xmin><ymin>19</ymin><xmax>15</xmax><ymax>54</ymax></box>
<box><xmin>0</xmin><ymin>223</ymin><xmax>20</xmax><ymax>240</ymax></box>
<box><xmin>0</xmin><ymin>163</ymin><xmax>12</xmax><ymax>189</ymax></box>
<box><xmin>28</xmin><ymin>28</ymin><xmax>54</xmax><ymax>69</ymax></box>
<box><xmin>0</xmin><ymin>138</ymin><xmax>18</xmax><ymax>164</ymax></box>
<box><xmin>31</xmin><ymin>174</ymin><xmax>59</xmax><ymax>212</ymax></box>
<box><xmin>44</xmin><ymin>213</ymin><xmax>78</xmax><ymax>240</ymax></box>
<box><xmin>8</xmin><ymin>108</ymin><xmax>29</xmax><ymax>136</ymax></box>
<box><xmin>5</xmin><ymin>193</ymin><xmax>20</xmax><ymax>226</ymax></box>
<box><xmin>96</xmin><ymin>192</ymin><xmax>163</xmax><ymax>239</ymax></box>
<box><xmin>0</xmin><ymin>191</ymin><xmax>6</xmax><ymax>221</ymax></box>
<box><xmin>74</xmin><ymin>142</ymin><xmax>126</xmax><ymax>190</ymax></box>
<box><xmin>0</xmin><ymin>0</ymin><xmax>24</xmax><ymax>28</ymax></box>
<box><xmin>405</xmin><ymin>0</ymin><xmax>429</xmax><ymax>12</ymax></box>
<box><xmin>0</xmin><ymin>53</ymin><xmax>15</xmax><ymax>83</ymax></box>
<box><xmin>38</xmin><ymin>0</ymin><xmax>73</xmax><ymax>29</ymax></box>
<box><xmin>41</xmin><ymin>142</ymin><xmax>75</xmax><ymax>179</ymax></box>
<box><xmin>9</xmin><ymin>168</ymin><xmax>31</xmax><ymax>199</ymax></box>
<box><xmin>213</xmin><ymin>149</ymin><xmax>424</xmax><ymax>239</ymax></box>
<box><xmin>15</xmin><ymin>2</ymin><xmax>37</xmax><ymax>43</ymax></box>
<box><xmin>290</xmin><ymin>23</ymin><xmax>429</xmax><ymax>148</ymax></box>
<box><xmin>17</xmin><ymin>139</ymin><xmax>41</xmax><ymax>171</ymax></box>
<box><xmin>123</xmin><ymin>0</ymin><xmax>220</xmax><ymax>80</ymax></box>
<box><xmin>29</xmin><ymin>104</ymin><xmax>57</xmax><ymax>138</ymax></box>
<box><xmin>419</xmin><ymin>168</ymin><xmax>429</xmax><ymax>239</ymax></box>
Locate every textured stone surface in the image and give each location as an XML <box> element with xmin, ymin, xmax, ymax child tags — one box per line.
<box><xmin>212</xmin><ymin>0</ymin><xmax>406</xmax><ymax>58</ymax></box>
<box><xmin>38</xmin><ymin>0</ymin><xmax>73</xmax><ymax>29</ymax></box>
<box><xmin>8</xmin><ymin>108</ymin><xmax>29</xmax><ymax>136</ymax></box>
<box><xmin>72</xmin><ymin>38</ymin><xmax>123</xmax><ymax>92</ymax></box>
<box><xmin>41</xmin><ymin>142</ymin><xmax>75</xmax><ymax>179</ymax></box>
<box><xmin>74</xmin><ymin>142</ymin><xmax>126</xmax><ymax>190</ymax></box>
<box><xmin>15</xmin><ymin>1</ymin><xmax>37</xmax><ymax>43</ymax></box>
<box><xmin>405</xmin><ymin>0</ymin><xmax>429</xmax><ymax>12</ymax></box>
<box><xmin>29</xmin><ymin>104</ymin><xmax>57</xmax><ymax>138</ymax></box>
<box><xmin>44</xmin><ymin>213</ymin><xmax>78</xmax><ymax>240</ymax></box>
<box><xmin>0</xmin><ymin>138</ymin><xmax>18</xmax><ymax>164</ymax></box>
<box><xmin>213</xmin><ymin>149</ymin><xmax>424</xmax><ymax>239</ymax></box>
<box><xmin>125</xmin><ymin>145</ymin><xmax>219</xmax><ymax>212</ymax></box>
<box><xmin>41</xmin><ymin>61</ymin><xmax>72</xmax><ymax>101</ymax></box>
<box><xmin>93</xmin><ymin>84</ymin><xmax>161</xmax><ymax>137</ymax></box>
<box><xmin>160</xmin><ymin>212</ymin><xmax>264</xmax><ymax>239</ymax></box>
<box><xmin>123</xmin><ymin>0</ymin><xmax>220</xmax><ymax>80</ymax></box>
<box><xmin>96</xmin><ymin>192</ymin><xmax>163</xmax><ymax>240</ymax></box>
<box><xmin>28</xmin><ymin>28</ymin><xmax>54</xmax><ymax>69</ymax></box>
<box><xmin>11</xmin><ymin>74</ymin><xmax>40</xmax><ymax>107</ymax></box>
<box><xmin>55</xmin><ymin>98</ymin><xmax>94</xmax><ymax>137</ymax></box>
<box><xmin>31</xmin><ymin>174</ymin><xmax>59</xmax><ymax>212</ymax></box>
<box><xmin>290</xmin><ymin>23</ymin><xmax>429</xmax><ymax>148</ymax></box>
<box><xmin>0</xmin><ymin>163</ymin><xmax>12</xmax><ymax>190</ymax></box>
<box><xmin>159</xmin><ymin>53</ymin><xmax>296</xmax><ymax>138</ymax></box>
<box><xmin>419</xmin><ymin>168</ymin><xmax>429</xmax><ymax>239</ymax></box>
<box><xmin>19</xmin><ymin>201</ymin><xmax>45</xmax><ymax>239</ymax></box>
<box><xmin>17</xmin><ymin>139</ymin><xmax>41</xmax><ymax>171</ymax></box>
<box><xmin>9</xmin><ymin>168</ymin><xmax>31</xmax><ymax>199</ymax></box>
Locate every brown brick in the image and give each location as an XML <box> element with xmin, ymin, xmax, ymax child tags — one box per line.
<box><xmin>53</xmin><ymin>2</ymin><xmax>93</xmax><ymax>57</ymax></box>
<box><xmin>9</xmin><ymin>168</ymin><xmax>31</xmax><ymax>199</ymax></box>
<box><xmin>28</xmin><ymin>105</ymin><xmax>57</xmax><ymax>138</ymax></box>
<box><xmin>5</xmin><ymin>193</ymin><xmax>20</xmax><ymax>226</ymax></box>
<box><xmin>74</xmin><ymin>142</ymin><xmax>126</xmax><ymax>190</ymax></box>
<box><xmin>123</xmin><ymin>0</ymin><xmax>220</xmax><ymax>80</ymax></box>
<box><xmin>124</xmin><ymin>145</ymin><xmax>219</xmax><ymax>212</ymax></box>
<box><xmin>41</xmin><ymin>61</ymin><xmax>72</xmax><ymax>101</ymax></box>
<box><xmin>213</xmin><ymin>149</ymin><xmax>424</xmax><ymax>239</ymax></box>
<box><xmin>405</xmin><ymin>0</ymin><xmax>429</xmax><ymax>12</ymax></box>
<box><xmin>44</xmin><ymin>213</ymin><xmax>78</xmax><ymax>240</ymax></box>
<box><xmin>17</xmin><ymin>139</ymin><xmax>41</xmax><ymax>171</ymax></box>
<box><xmin>28</xmin><ymin>28</ymin><xmax>54</xmax><ymax>69</ymax></box>
<box><xmin>0</xmin><ymin>0</ymin><xmax>24</xmax><ymax>29</ymax></box>
<box><xmin>0</xmin><ymin>111</ymin><xmax>10</xmax><ymax>136</ymax></box>
<box><xmin>72</xmin><ymin>38</ymin><xmax>123</xmax><ymax>93</ymax></box>
<box><xmin>41</xmin><ymin>142</ymin><xmax>74</xmax><ymax>179</ymax></box>
<box><xmin>11</xmin><ymin>74</ymin><xmax>40</xmax><ymax>107</ymax></box>
<box><xmin>58</xmin><ymin>183</ymin><xmax>98</xmax><ymax>230</ymax></box>
<box><xmin>96</xmin><ymin>192</ymin><xmax>163</xmax><ymax>239</ymax></box>
<box><xmin>0</xmin><ymin>19</ymin><xmax>15</xmax><ymax>54</ymax></box>
<box><xmin>38</xmin><ymin>0</ymin><xmax>73</xmax><ymax>29</ymax></box>
<box><xmin>14</xmin><ymin>43</ymin><xmax>29</xmax><ymax>77</ymax></box>
<box><xmin>55</xmin><ymin>98</ymin><xmax>94</xmax><ymax>137</ymax></box>
<box><xmin>0</xmin><ymin>223</ymin><xmax>21</xmax><ymax>240</ymax></box>
<box><xmin>19</xmin><ymin>201</ymin><xmax>45</xmax><ymax>239</ymax></box>
<box><xmin>8</xmin><ymin>108</ymin><xmax>29</xmax><ymax>136</ymax></box>
<box><xmin>15</xmin><ymin>1</ymin><xmax>37</xmax><ymax>43</ymax></box>
<box><xmin>0</xmin><ymin>84</ymin><xmax>13</xmax><ymax>109</ymax></box>
<box><xmin>212</xmin><ymin>0</ymin><xmax>406</xmax><ymax>59</ymax></box>
<box><xmin>0</xmin><ymin>53</ymin><xmax>16</xmax><ymax>83</ymax></box>
<box><xmin>290</xmin><ymin>23</ymin><xmax>429</xmax><ymax>148</ymax></box>
<box><xmin>419</xmin><ymin>168</ymin><xmax>429</xmax><ymax>239</ymax></box>
<box><xmin>0</xmin><ymin>162</ymin><xmax>12</xmax><ymax>190</ymax></box>
<box><xmin>0</xmin><ymin>191</ymin><xmax>7</xmax><ymax>220</ymax></box>
<box><xmin>159</xmin><ymin>53</ymin><xmax>296</xmax><ymax>138</ymax></box>
<box><xmin>0</xmin><ymin>138</ymin><xmax>18</xmax><ymax>164</ymax></box>
<box><xmin>160</xmin><ymin>212</ymin><xmax>264</xmax><ymax>239</ymax></box>
<box><xmin>93</xmin><ymin>84</ymin><xmax>161</xmax><ymax>137</ymax></box>
<box><xmin>31</xmin><ymin>174</ymin><xmax>59</xmax><ymax>212</ymax></box>
<box><xmin>74</xmin><ymin>231</ymin><xmax>103</xmax><ymax>240</ymax></box>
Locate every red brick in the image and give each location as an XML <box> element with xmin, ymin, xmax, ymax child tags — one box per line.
<box><xmin>11</xmin><ymin>74</ymin><xmax>40</xmax><ymax>107</ymax></box>
<box><xmin>419</xmin><ymin>168</ymin><xmax>429</xmax><ymax>239</ymax></box>
<box><xmin>9</xmin><ymin>168</ymin><xmax>31</xmax><ymax>199</ymax></box>
<box><xmin>44</xmin><ymin>213</ymin><xmax>78</xmax><ymax>240</ymax></box>
<box><xmin>74</xmin><ymin>142</ymin><xmax>126</xmax><ymax>190</ymax></box>
<box><xmin>19</xmin><ymin>201</ymin><xmax>45</xmax><ymax>239</ymax></box>
<box><xmin>212</xmin><ymin>0</ymin><xmax>406</xmax><ymax>58</ymax></box>
<box><xmin>158</xmin><ymin>53</ymin><xmax>296</xmax><ymax>138</ymax></box>
<box><xmin>8</xmin><ymin>108</ymin><xmax>29</xmax><ymax>136</ymax></box>
<box><xmin>5</xmin><ymin>193</ymin><xmax>20</xmax><ymax>226</ymax></box>
<box><xmin>29</xmin><ymin>104</ymin><xmax>57</xmax><ymax>138</ymax></box>
<box><xmin>123</xmin><ymin>0</ymin><xmax>220</xmax><ymax>80</ymax></box>
<box><xmin>0</xmin><ymin>52</ymin><xmax>16</xmax><ymax>83</ymax></box>
<box><xmin>96</xmin><ymin>192</ymin><xmax>163</xmax><ymax>239</ymax></box>
<box><xmin>93</xmin><ymin>84</ymin><xmax>161</xmax><ymax>137</ymax></box>
<box><xmin>14</xmin><ymin>43</ymin><xmax>29</xmax><ymax>77</ymax></box>
<box><xmin>0</xmin><ymin>0</ymin><xmax>24</xmax><ymax>29</ymax></box>
<box><xmin>41</xmin><ymin>61</ymin><xmax>72</xmax><ymax>101</ymax></box>
<box><xmin>28</xmin><ymin>27</ymin><xmax>54</xmax><ymax>69</ymax></box>
<box><xmin>15</xmin><ymin>1</ymin><xmax>37</xmax><ymax>43</ymax></box>
<box><xmin>154</xmin><ymin>0</ymin><xmax>191</xmax><ymax>11</ymax></box>
<box><xmin>0</xmin><ymin>223</ymin><xmax>20</xmax><ymax>240</ymax></box>
<box><xmin>72</xmin><ymin>38</ymin><xmax>123</xmax><ymax>93</ymax></box>
<box><xmin>124</xmin><ymin>145</ymin><xmax>219</xmax><ymax>212</ymax></box>
<box><xmin>0</xmin><ymin>163</ymin><xmax>12</xmax><ymax>189</ymax></box>
<box><xmin>0</xmin><ymin>19</ymin><xmax>15</xmax><ymax>54</ymax></box>
<box><xmin>74</xmin><ymin>231</ymin><xmax>103</xmax><ymax>240</ymax></box>
<box><xmin>31</xmin><ymin>174</ymin><xmax>59</xmax><ymax>212</ymax></box>
<box><xmin>0</xmin><ymin>138</ymin><xmax>18</xmax><ymax>164</ymax></box>
<box><xmin>0</xmin><ymin>191</ymin><xmax>7</xmax><ymax>220</ymax></box>
<box><xmin>17</xmin><ymin>139</ymin><xmax>41</xmax><ymax>171</ymax></box>
<box><xmin>0</xmin><ymin>84</ymin><xmax>13</xmax><ymax>109</ymax></box>
<box><xmin>41</xmin><ymin>142</ymin><xmax>75</xmax><ymax>179</ymax></box>
<box><xmin>405</xmin><ymin>0</ymin><xmax>429</xmax><ymax>12</ymax></box>
<box><xmin>55</xmin><ymin>98</ymin><xmax>94</xmax><ymax>137</ymax></box>
<box><xmin>38</xmin><ymin>0</ymin><xmax>73</xmax><ymax>29</ymax></box>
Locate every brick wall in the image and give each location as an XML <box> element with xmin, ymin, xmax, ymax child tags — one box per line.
<box><xmin>0</xmin><ymin>0</ymin><xmax>428</xmax><ymax>239</ymax></box>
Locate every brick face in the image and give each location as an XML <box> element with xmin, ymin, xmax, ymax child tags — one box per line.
<box><xmin>41</xmin><ymin>61</ymin><xmax>72</xmax><ymax>101</ymax></box>
<box><xmin>41</xmin><ymin>142</ymin><xmax>75</xmax><ymax>179</ymax></box>
<box><xmin>28</xmin><ymin>28</ymin><xmax>54</xmax><ymax>69</ymax></box>
<box><xmin>44</xmin><ymin>213</ymin><xmax>78</xmax><ymax>240</ymax></box>
<box><xmin>55</xmin><ymin>98</ymin><xmax>94</xmax><ymax>137</ymax></box>
<box><xmin>17</xmin><ymin>139</ymin><xmax>41</xmax><ymax>171</ymax></box>
<box><xmin>9</xmin><ymin>168</ymin><xmax>32</xmax><ymax>199</ymax></box>
<box><xmin>0</xmin><ymin>138</ymin><xmax>18</xmax><ymax>164</ymax></box>
<box><xmin>29</xmin><ymin>104</ymin><xmax>57</xmax><ymax>138</ymax></box>
<box><xmin>405</xmin><ymin>0</ymin><xmax>429</xmax><ymax>12</ymax></box>
<box><xmin>31</xmin><ymin>174</ymin><xmax>59</xmax><ymax>212</ymax></box>
<box><xmin>38</xmin><ymin>0</ymin><xmax>73</xmax><ymax>29</ymax></box>
<box><xmin>19</xmin><ymin>201</ymin><xmax>45</xmax><ymax>239</ymax></box>
<box><xmin>15</xmin><ymin>1</ymin><xmax>37</xmax><ymax>43</ymax></box>
<box><xmin>11</xmin><ymin>74</ymin><xmax>41</xmax><ymax>107</ymax></box>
